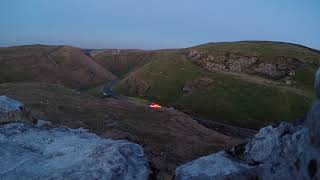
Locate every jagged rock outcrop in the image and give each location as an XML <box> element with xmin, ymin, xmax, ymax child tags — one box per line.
<box><xmin>305</xmin><ymin>68</ymin><xmax>320</xmax><ymax>147</ymax></box>
<box><xmin>0</xmin><ymin>95</ymin><xmax>39</xmax><ymax>124</ymax></box>
<box><xmin>175</xmin><ymin>68</ymin><xmax>320</xmax><ymax>180</ymax></box>
<box><xmin>187</xmin><ymin>50</ymin><xmax>303</xmax><ymax>81</ymax></box>
<box><xmin>0</xmin><ymin>123</ymin><xmax>150</xmax><ymax>180</ymax></box>
<box><xmin>175</xmin><ymin>151</ymin><xmax>258</xmax><ymax>180</ymax></box>
<box><xmin>316</xmin><ymin>69</ymin><xmax>320</xmax><ymax>98</ymax></box>
<box><xmin>0</xmin><ymin>95</ymin><xmax>24</xmax><ymax>123</ymax></box>
<box><xmin>0</xmin><ymin>96</ymin><xmax>150</xmax><ymax>180</ymax></box>
<box><xmin>245</xmin><ymin>122</ymin><xmax>319</xmax><ymax>179</ymax></box>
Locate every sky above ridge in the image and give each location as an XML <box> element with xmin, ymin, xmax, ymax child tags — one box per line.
<box><xmin>0</xmin><ymin>0</ymin><xmax>319</xmax><ymax>49</ymax></box>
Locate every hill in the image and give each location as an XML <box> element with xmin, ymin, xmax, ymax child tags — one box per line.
<box><xmin>0</xmin><ymin>45</ymin><xmax>116</xmax><ymax>88</ymax></box>
<box><xmin>114</xmin><ymin>41</ymin><xmax>319</xmax><ymax>129</ymax></box>
<box><xmin>0</xmin><ymin>82</ymin><xmax>240</xmax><ymax>178</ymax></box>
<box><xmin>89</xmin><ymin>49</ymin><xmax>157</xmax><ymax>77</ymax></box>
<box><xmin>1</xmin><ymin>41</ymin><xmax>319</xmax><ymax>178</ymax></box>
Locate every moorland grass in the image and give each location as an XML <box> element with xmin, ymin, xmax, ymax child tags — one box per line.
<box><xmin>115</xmin><ymin>50</ymin><xmax>314</xmax><ymax>129</ymax></box>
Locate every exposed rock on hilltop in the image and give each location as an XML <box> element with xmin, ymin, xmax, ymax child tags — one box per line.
<box><xmin>187</xmin><ymin>50</ymin><xmax>303</xmax><ymax>81</ymax></box>
<box><xmin>175</xmin><ymin>69</ymin><xmax>320</xmax><ymax>180</ymax></box>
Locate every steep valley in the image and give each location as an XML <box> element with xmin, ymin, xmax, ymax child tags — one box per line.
<box><xmin>0</xmin><ymin>41</ymin><xmax>319</xmax><ymax>179</ymax></box>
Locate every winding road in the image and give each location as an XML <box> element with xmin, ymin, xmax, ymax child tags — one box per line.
<box><xmin>102</xmin><ymin>80</ymin><xmax>127</xmax><ymax>100</ymax></box>
<box><xmin>102</xmin><ymin>80</ymin><xmax>257</xmax><ymax>138</ymax></box>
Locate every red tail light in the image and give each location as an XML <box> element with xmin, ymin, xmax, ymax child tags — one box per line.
<box><xmin>149</xmin><ymin>103</ymin><xmax>162</xmax><ymax>109</ymax></box>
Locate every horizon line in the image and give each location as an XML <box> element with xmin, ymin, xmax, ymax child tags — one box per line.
<box><xmin>1</xmin><ymin>40</ymin><xmax>319</xmax><ymax>52</ymax></box>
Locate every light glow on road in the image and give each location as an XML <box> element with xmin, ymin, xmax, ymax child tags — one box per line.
<box><xmin>149</xmin><ymin>103</ymin><xmax>162</xmax><ymax>109</ymax></box>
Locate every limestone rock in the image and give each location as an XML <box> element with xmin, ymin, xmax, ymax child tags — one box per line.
<box><xmin>176</xmin><ymin>120</ymin><xmax>320</xmax><ymax>180</ymax></box>
<box><xmin>0</xmin><ymin>123</ymin><xmax>150</xmax><ymax>180</ymax></box>
<box><xmin>245</xmin><ymin>122</ymin><xmax>320</xmax><ymax>179</ymax></box>
<box><xmin>0</xmin><ymin>95</ymin><xmax>24</xmax><ymax>123</ymax></box>
<box><xmin>35</xmin><ymin>119</ymin><xmax>53</xmax><ymax>128</ymax></box>
<box><xmin>315</xmin><ymin>68</ymin><xmax>320</xmax><ymax>98</ymax></box>
<box><xmin>305</xmin><ymin>100</ymin><xmax>320</xmax><ymax>147</ymax></box>
<box><xmin>244</xmin><ymin>122</ymin><xmax>296</xmax><ymax>163</ymax></box>
<box><xmin>187</xmin><ymin>50</ymin><xmax>303</xmax><ymax>80</ymax></box>
<box><xmin>305</xmin><ymin>96</ymin><xmax>320</xmax><ymax>147</ymax></box>
<box><xmin>175</xmin><ymin>151</ymin><xmax>258</xmax><ymax>180</ymax></box>
<box><xmin>305</xmin><ymin>68</ymin><xmax>320</xmax><ymax>147</ymax></box>
<box><xmin>0</xmin><ymin>95</ymin><xmax>23</xmax><ymax>115</ymax></box>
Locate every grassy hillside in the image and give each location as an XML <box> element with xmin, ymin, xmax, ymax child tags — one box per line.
<box><xmin>0</xmin><ymin>82</ymin><xmax>240</xmax><ymax>177</ymax></box>
<box><xmin>114</xmin><ymin>42</ymin><xmax>319</xmax><ymax>129</ymax></box>
<box><xmin>0</xmin><ymin>45</ymin><xmax>116</xmax><ymax>88</ymax></box>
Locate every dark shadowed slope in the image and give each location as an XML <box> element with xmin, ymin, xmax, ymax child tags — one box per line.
<box><xmin>0</xmin><ymin>82</ymin><xmax>241</xmax><ymax>178</ymax></box>
<box><xmin>90</xmin><ymin>49</ymin><xmax>157</xmax><ymax>77</ymax></box>
<box><xmin>0</xmin><ymin>45</ymin><xmax>116</xmax><ymax>88</ymax></box>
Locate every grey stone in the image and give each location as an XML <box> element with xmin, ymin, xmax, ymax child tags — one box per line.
<box><xmin>315</xmin><ymin>68</ymin><xmax>320</xmax><ymax>98</ymax></box>
<box><xmin>304</xmin><ymin>67</ymin><xmax>320</xmax><ymax>147</ymax></box>
<box><xmin>258</xmin><ymin>127</ymin><xmax>320</xmax><ymax>180</ymax></box>
<box><xmin>175</xmin><ymin>151</ymin><xmax>258</xmax><ymax>180</ymax></box>
<box><xmin>0</xmin><ymin>96</ymin><xmax>23</xmax><ymax>115</ymax></box>
<box><xmin>0</xmin><ymin>123</ymin><xmax>150</xmax><ymax>180</ymax></box>
<box><xmin>245</xmin><ymin>122</ymin><xmax>320</xmax><ymax>179</ymax></box>
<box><xmin>176</xmin><ymin>120</ymin><xmax>320</xmax><ymax>180</ymax></box>
<box><xmin>0</xmin><ymin>95</ymin><xmax>24</xmax><ymax>123</ymax></box>
<box><xmin>305</xmin><ymin>100</ymin><xmax>320</xmax><ymax>147</ymax></box>
<box><xmin>35</xmin><ymin>119</ymin><xmax>52</xmax><ymax>128</ymax></box>
<box><xmin>244</xmin><ymin>122</ymin><xmax>296</xmax><ymax>163</ymax></box>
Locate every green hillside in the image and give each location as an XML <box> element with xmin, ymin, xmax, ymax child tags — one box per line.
<box><xmin>114</xmin><ymin>42</ymin><xmax>319</xmax><ymax>129</ymax></box>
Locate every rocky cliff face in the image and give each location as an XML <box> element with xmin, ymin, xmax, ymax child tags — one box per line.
<box><xmin>0</xmin><ymin>97</ymin><xmax>150</xmax><ymax>180</ymax></box>
<box><xmin>175</xmin><ymin>68</ymin><xmax>320</xmax><ymax>180</ymax></box>
<box><xmin>187</xmin><ymin>50</ymin><xmax>303</xmax><ymax>82</ymax></box>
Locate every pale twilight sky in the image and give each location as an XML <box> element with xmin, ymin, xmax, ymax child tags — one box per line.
<box><xmin>0</xmin><ymin>0</ymin><xmax>319</xmax><ymax>49</ymax></box>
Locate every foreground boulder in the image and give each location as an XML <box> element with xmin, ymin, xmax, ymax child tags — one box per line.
<box><xmin>175</xmin><ymin>68</ymin><xmax>320</xmax><ymax>180</ymax></box>
<box><xmin>0</xmin><ymin>123</ymin><xmax>150</xmax><ymax>180</ymax></box>
<box><xmin>306</xmin><ymin>68</ymin><xmax>320</xmax><ymax>147</ymax></box>
<box><xmin>175</xmin><ymin>151</ymin><xmax>257</xmax><ymax>180</ymax></box>
<box><xmin>0</xmin><ymin>95</ymin><xmax>24</xmax><ymax>123</ymax></box>
<box><xmin>245</xmin><ymin>122</ymin><xmax>319</xmax><ymax>179</ymax></box>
